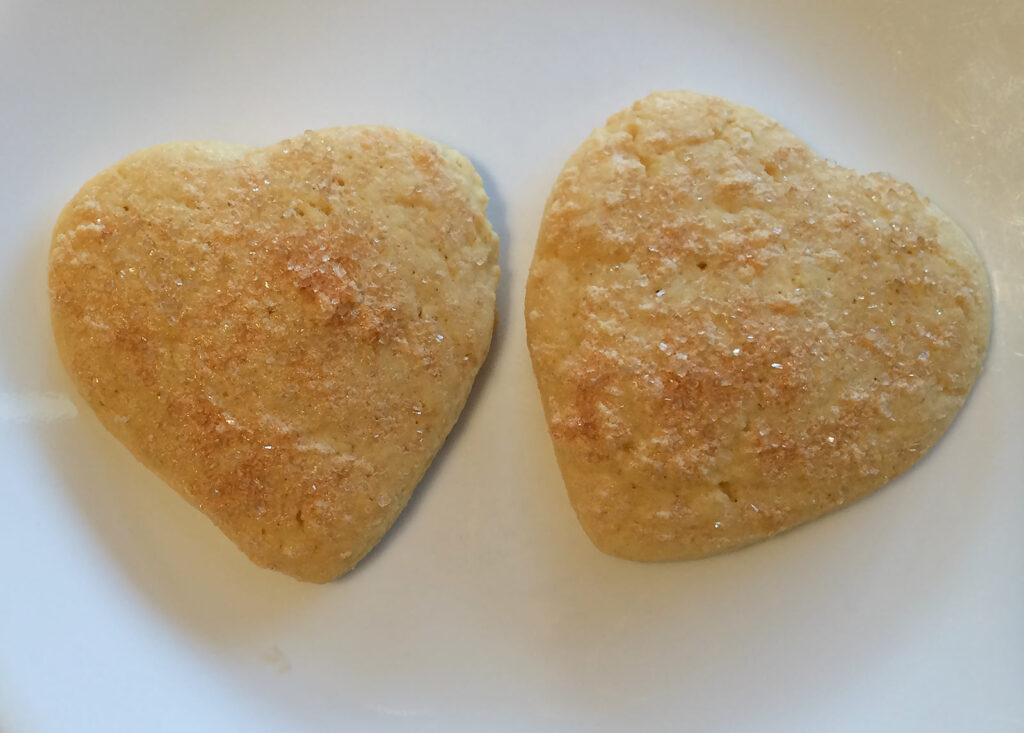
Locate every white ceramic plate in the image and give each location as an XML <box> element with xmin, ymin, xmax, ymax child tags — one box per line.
<box><xmin>2</xmin><ymin>1</ymin><xmax>1021</xmax><ymax>730</ymax></box>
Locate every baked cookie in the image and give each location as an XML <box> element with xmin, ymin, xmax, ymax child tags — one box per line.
<box><xmin>526</xmin><ymin>91</ymin><xmax>990</xmax><ymax>561</ymax></box>
<box><xmin>50</xmin><ymin>126</ymin><xmax>499</xmax><ymax>582</ymax></box>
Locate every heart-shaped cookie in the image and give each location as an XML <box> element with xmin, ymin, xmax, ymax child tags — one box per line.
<box><xmin>527</xmin><ymin>91</ymin><xmax>991</xmax><ymax>561</ymax></box>
<box><xmin>50</xmin><ymin>126</ymin><xmax>499</xmax><ymax>582</ymax></box>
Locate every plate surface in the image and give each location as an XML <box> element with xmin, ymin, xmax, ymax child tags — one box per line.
<box><xmin>1</xmin><ymin>1</ymin><xmax>1021</xmax><ymax>731</ymax></box>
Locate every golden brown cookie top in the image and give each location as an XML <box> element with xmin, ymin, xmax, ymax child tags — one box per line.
<box><xmin>51</xmin><ymin>126</ymin><xmax>499</xmax><ymax>581</ymax></box>
<box><xmin>527</xmin><ymin>91</ymin><xmax>990</xmax><ymax>560</ymax></box>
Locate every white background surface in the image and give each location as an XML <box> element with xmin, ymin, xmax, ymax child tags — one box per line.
<box><xmin>1</xmin><ymin>1</ymin><xmax>1022</xmax><ymax>730</ymax></box>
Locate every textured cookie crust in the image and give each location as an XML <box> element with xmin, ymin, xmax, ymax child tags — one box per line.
<box><xmin>526</xmin><ymin>91</ymin><xmax>991</xmax><ymax>561</ymax></box>
<box><xmin>51</xmin><ymin>126</ymin><xmax>499</xmax><ymax>582</ymax></box>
